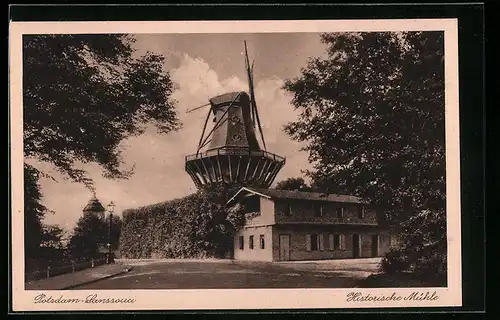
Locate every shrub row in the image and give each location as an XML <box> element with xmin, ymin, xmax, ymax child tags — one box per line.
<box><xmin>119</xmin><ymin>183</ymin><xmax>245</xmax><ymax>259</ymax></box>
<box><xmin>380</xmin><ymin>208</ymin><xmax>447</xmax><ymax>281</ymax></box>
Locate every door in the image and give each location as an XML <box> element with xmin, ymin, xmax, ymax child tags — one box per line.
<box><xmin>352</xmin><ymin>234</ymin><xmax>361</xmax><ymax>258</ymax></box>
<box><xmin>279</xmin><ymin>235</ymin><xmax>291</xmax><ymax>261</ymax></box>
<box><xmin>371</xmin><ymin>234</ymin><xmax>379</xmax><ymax>257</ymax></box>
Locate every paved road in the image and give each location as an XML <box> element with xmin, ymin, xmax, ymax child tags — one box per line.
<box><xmin>74</xmin><ymin>259</ymin><xmax>380</xmax><ymax>289</ymax></box>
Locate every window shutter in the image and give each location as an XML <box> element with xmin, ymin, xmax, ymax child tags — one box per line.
<box><xmin>340</xmin><ymin>234</ymin><xmax>346</xmax><ymax>250</ymax></box>
<box><xmin>319</xmin><ymin>234</ymin><xmax>324</xmax><ymax>251</ymax></box>
<box><xmin>306</xmin><ymin>234</ymin><xmax>311</xmax><ymax>251</ymax></box>
<box><xmin>328</xmin><ymin>234</ymin><xmax>334</xmax><ymax>251</ymax></box>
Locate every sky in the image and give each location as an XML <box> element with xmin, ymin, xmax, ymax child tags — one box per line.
<box><xmin>34</xmin><ymin>33</ymin><xmax>329</xmax><ymax>231</ymax></box>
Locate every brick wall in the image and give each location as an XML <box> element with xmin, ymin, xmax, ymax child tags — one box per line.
<box><xmin>273</xmin><ymin>199</ymin><xmax>378</xmax><ymax>225</ymax></box>
<box><xmin>272</xmin><ymin>225</ymin><xmax>390</xmax><ymax>261</ymax></box>
<box><xmin>233</xmin><ymin>225</ymin><xmax>273</xmax><ymax>261</ymax></box>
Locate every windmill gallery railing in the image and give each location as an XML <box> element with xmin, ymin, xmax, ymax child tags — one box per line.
<box><xmin>185</xmin><ymin>146</ymin><xmax>286</xmax><ymax>163</ymax></box>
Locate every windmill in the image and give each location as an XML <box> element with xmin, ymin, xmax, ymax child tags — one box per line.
<box><xmin>184</xmin><ymin>41</ymin><xmax>285</xmax><ymax>189</ymax></box>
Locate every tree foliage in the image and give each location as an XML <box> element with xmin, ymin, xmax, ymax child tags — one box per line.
<box><xmin>24</xmin><ymin>163</ymin><xmax>49</xmax><ymax>258</ymax></box>
<box><xmin>275</xmin><ymin>177</ymin><xmax>312</xmax><ymax>191</ymax></box>
<box><xmin>68</xmin><ymin>213</ymin><xmax>122</xmax><ymax>259</ymax></box>
<box><xmin>24</xmin><ymin>163</ymin><xmax>68</xmax><ymax>258</ymax></box>
<box><xmin>284</xmin><ymin>31</ymin><xmax>445</xmax><ymax>225</ymax></box>
<box><xmin>23</xmin><ymin>34</ymin><xmax>180</xmax><ymax>188</ymax></box>
<box><xmin>40</xmin><ymin>224</ymin><xmax>68</xmax><ymax>249</ymax></box>
<box><xmin>380</xmin><ymin>208</ymin><xmax>447</xmax><ymax>279</ymax></box>
<box><xmin>284</xmin><ymin>32</ymin><xmax>446</xmax><ymax>276</ymax></box>
<box><xmin>119</xmin><ymin>182</ymin><xmax>245</xmax><ymax>259</ymax></box>
<box><xmin>24</xmin><ymin>163</ymin><xmax>70</xmax><ymax>266</ymax></box>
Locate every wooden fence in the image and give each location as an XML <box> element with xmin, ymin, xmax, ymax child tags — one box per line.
<box><xmin>25</xmin><ymin>256</ymin><xmax>109</xmax><ymax>282</ymax></box>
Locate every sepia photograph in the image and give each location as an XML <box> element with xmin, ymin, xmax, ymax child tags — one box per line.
<box><xmin>10</xmin><ymin>19</ymin><xmax>461</xmax><ymax>311</ymax></box>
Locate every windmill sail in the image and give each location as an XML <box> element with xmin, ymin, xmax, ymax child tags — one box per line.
<box><xmin>244</xmin><ymin>41</ymin><xmax>267</xmax><ymax>151</ymax></box>
<box><xmin>250</xmin><ymin>61</ymin><xmax>256</xmax><ymax>127</ymax></box>
<box><xmin>186</xmin><ymin>102</ymin><xmax>211</xmax><ymax>114</ymax></box>
<box><xmin>244</xmin><ymin>42</ymin><xmax>256</xmax><ymax>128</ymax></box>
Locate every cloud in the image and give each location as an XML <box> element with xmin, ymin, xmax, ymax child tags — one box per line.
<box><xmin>38</xmin><ymin>53</ymin><xmax>311</xmax><ymax>231</ymax></box>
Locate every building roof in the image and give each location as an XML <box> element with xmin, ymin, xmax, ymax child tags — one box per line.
<box><xmin>209</xmin><ymin>91</ymin><xmax>249</xmax><ymax>108</ymax></box>
<box><xmin>227</xmin><ymin>187</ymin><xmax>367</xmax><ymax>205</ymax></box>
<box><xmin>83</xmin><ymin>196</ymin><xmax>106</xmax><ymax>213</ymax></box>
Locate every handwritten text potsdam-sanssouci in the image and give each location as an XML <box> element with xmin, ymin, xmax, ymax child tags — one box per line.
<box><xmin>34</xmin><ymin>294</ymin><xmax>136</xmax><ymax>304</ymax></box>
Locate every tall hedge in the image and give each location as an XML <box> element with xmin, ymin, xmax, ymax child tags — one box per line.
<box><xmin>119</xmin><ymin>183</ymin><xmax>245</xmax><ymax>259</ymax></box>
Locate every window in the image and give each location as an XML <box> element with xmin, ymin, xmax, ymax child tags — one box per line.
<box><xmin>310</xmin><ymin>234</ymin><xmax>318</xmax><ymax>251</ymax></box>
<box><xmin>334</xmin><ymin>234</ymin><xmax>341</xmax><ymax>249</ymax></box>
<box><xmin>307</xmin><ymin>234</ymin><xmax>324</xmax><ymax>251</ymax></box>
<box><xmin>285</xmin><ymin>203</ymin><xmax>292</xmax><ymax>216</ymax></box>
<box><xmin>329</xmin><ymin>234</ymin><xmax>345</xmax><ymax>250</ymax></box>
<box><xmin>259</xmin><ymin>235</ymin><xmax>265</xmax><ymax>249</ymax></box>
<box><xmin>238</xmin><ymin>236</ymin><xmax>244</xmax><ymax>250</ymax></box>
<box><xmin>313</xmin><ymin>203</ymin><xmax>323</xmax><ymax>217</ymax></box>
<box><xmin>244</xmin><ymin>197</ymin><xmax>260</xmax><ymax>214</ymax></box>
<box><xmin>357</xmin><ymin>205</ymin><xmax>365</xmax><ymax>218</ymax></box>
<box><xmin>336</xmin><ymin>207</ymin><xmax>344</xmax><ymax>218</ymax></box>
<box><xmin>249</xmin><ymin>235</ymin><xmax>254</xmax><ymax>249</ymax></box>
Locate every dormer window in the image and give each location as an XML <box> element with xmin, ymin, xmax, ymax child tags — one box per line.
<box><xmin>313</xmin><ymin>203</ymin><xmax>323</xmax><ymax>217</ymax></box>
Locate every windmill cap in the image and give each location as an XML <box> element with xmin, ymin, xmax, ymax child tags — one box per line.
<box><xmin>209</xmin><ymin>91</ymin><xmax>250</xmax><ymax>107</ymax></box>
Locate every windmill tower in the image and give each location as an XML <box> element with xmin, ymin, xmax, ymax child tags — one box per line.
<box><xmin>185</xmin><ymin>41</ymin><xmax>286</xmax><ymax>189</ymax></box>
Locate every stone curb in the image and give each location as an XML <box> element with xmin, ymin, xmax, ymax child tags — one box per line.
<box><xmin>62</xmin><ymin>266</ymin><xmax>133</xmax><ymax>290</ymax></box>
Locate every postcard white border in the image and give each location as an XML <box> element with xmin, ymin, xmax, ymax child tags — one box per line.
<box><xmin>9</xmin><ymin>19</ymin><xmax>461</xmax><ymax>311</ymax></box>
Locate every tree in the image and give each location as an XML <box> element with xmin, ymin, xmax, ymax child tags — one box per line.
<box><xmin>169</xmin><ymin>182</ymin><xmax>244</xmax><ymax>258</ymax></box>
<box><xmin>25</xmin><ymin>163</ymin><xmax>70</xmax><ymax>265</ymax></box>
<box><xmin>284</xmin><ymin>32</ymin><xmax>445</xmax><ymax>276</ymax></box>
<box><xmin>38</xmin><ymin>225</ymin><xmax>69</xmax><ymax>262</ymax></box>
<box><xmin>275</xmin><ymin>177</ymin><xmax>311</xmax><ymax>191</ymax></box>
<box><xmin>68</xmin><ymin>213</ymin><xmax>122</xmax><ymax>259</ymax></box>
<box><xmin>24</xmin><ymin>163</ymin><xmax>49</xmax><ymax>259</ymax></box>
<box><xmin>23</xmin><ymin>34</ymin><xmax>180</xmax><ymax>188</ymax></box>
<box><xmin>24</xmin><ymin>164</ymin><xmax>66</xmax><ymax>256</ymax></box>
<box><xmin>40</xmin><ymin>225</ymin><xmax>68</xmax><ymax>249</ymax></box>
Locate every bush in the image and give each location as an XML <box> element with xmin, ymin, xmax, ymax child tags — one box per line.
<box><xmin>380</xmin><ymin>247</ymin><xmax>411</xmax><ymax>274</ymax></box>
<box><xmin>380</xmin><ymin>209</ymin><xmax>447</xmax><ymax>281</ymax></box>
<box><xmin>414</xmin><ymin>241</ymin><xmax>447</xmax><ymax>277</ymax></box>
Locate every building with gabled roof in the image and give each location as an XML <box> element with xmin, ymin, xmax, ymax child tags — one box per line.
<box><xmin>227</xmin><ymin>187</ymin><xmax>394</xmax><ymax>261</ymax></box>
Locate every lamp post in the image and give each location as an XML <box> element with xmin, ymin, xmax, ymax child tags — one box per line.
<box><xmin>106</xmin><ymin>201</ymin><xmax>115</xmax><ymax>264</ymax></box>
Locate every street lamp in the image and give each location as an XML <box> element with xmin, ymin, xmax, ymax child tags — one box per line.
<box><xmin>106</xmin><ymin>201</ymin><xmax>115</xmax><ymax>264</ymax></box>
